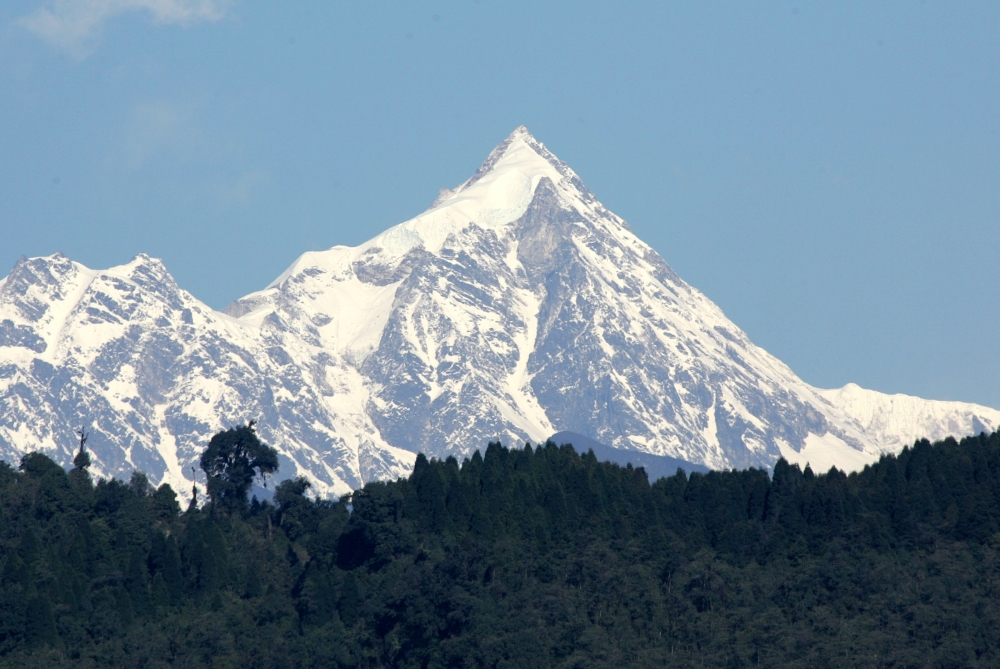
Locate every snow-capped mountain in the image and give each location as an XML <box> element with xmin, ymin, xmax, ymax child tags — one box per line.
<box><xmin>2</xmin><ymin>127</ymin><xmax>998</xmax><ymax>494</ymax></box>
<box><xmin>0</xmin><ymin>253</ymin><xmax>412</xmax><ymax>497</ymax></box>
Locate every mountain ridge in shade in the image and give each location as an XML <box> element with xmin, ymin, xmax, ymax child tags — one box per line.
<box><xmin>549</xmin><ymin>431</ymin><xmax>709</xmax><ymax>480</ymax></box>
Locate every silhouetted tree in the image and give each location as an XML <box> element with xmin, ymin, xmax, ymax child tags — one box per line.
<box><xmin>200</xmin><ymin>422</ymin><xmax>279</xmax><ymax>513</ymax></box>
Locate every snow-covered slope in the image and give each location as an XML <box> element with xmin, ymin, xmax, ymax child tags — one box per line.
<box><xmin>0</xmin><ymin>254</ymin><xmax>410</xmax><ymax>497</ymax></box>
<box><xmin>2</xmin><ymin>126</ymin><xmax>998</xmax><ymax>492</ymax></box>
<box><xmin>223</xmin><ymin>126</ymin><xmax>1000</xmax><ymax>471</ymax></box>
<box><xmin>818</xmin><ymin>384</ymin><xmax>997</xmax><ymax>454</ymax></box>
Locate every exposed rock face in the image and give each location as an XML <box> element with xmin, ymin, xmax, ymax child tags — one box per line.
<box><xmin>2</xmin><ymin>127</ymin><xmax>998</xmax><ymax>494</ymax></box>
<box><xmin>0</xmin><ymin>253</ymin><xmax>411</xmax><ymax>497</ymax></box>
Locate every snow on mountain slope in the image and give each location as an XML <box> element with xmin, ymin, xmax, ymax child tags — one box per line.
<box><xmin>818</xmin><ymin>383</ymin><xmax>998</xmax><ymax>454</ymax></box>
<box><xmin>225</xmin><ymin>126</ymin><xmax>1000</xmax><ymax>472</ymax></box>
<box><xmin>0</xmin><ymin>253</ymin><xmax>409</xmax><ymax>497</ymax></box>
<box><xmin>2</xmin><ymin>126</ymin><xmax>998</xmax><ymax>493</ymax></box>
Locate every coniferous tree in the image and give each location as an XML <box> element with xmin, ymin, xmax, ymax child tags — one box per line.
<box><xmin>5</xmin><ymin>430</ymin><xmax>1000</xmax><ymax>666</ymax></box>
<box><xmin>150</xmin><ymin>484</ymin><xmax>180</xmax><ymax>522</ymax></box>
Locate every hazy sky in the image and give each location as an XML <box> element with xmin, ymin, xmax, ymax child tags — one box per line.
<box><xmin>2</xmin><ymin>1</ymin><xmax>998</xmax><ymax>409</ymax></box>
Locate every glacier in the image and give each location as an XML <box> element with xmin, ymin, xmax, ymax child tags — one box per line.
<box><xmin>1</xmin><ymin>126</ymin><xmax>998</xmax><ymax>496</ymax></box>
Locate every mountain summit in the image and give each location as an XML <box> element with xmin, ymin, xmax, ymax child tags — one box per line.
<box><xmin>2</xmin><ymin>128</ymin><xmax>998</xmax><ymax>495</ymax></box>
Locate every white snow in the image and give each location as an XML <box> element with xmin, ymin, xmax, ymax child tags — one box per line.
<box><xmin>154</xmin><ymin>403</ymin><xmax>190</xmax><ymax>495</ymax></box>
<box><xmin>357</xmin><ymin>128</ymin><xmax>581</xmax><ymax>258</ymax></box>
<box><xmin>778</xmin><ymin>431</ymin><xmax>879</xmax><ymax>474</ymax></box>
<box><xmin>503</xmin><ymin>283</ymin><xmax>555</xmax><ymax>441</ymax></box>
<box><xmin>817</xmin><ymin>383</ymin><xmax>999</xmax><ymax>453</ymax></box>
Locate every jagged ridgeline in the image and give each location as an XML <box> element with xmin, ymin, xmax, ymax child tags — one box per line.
<box><xmin>3</xmin><ymin>432</ymin><xmax>1000</xmax><ymax>667</ymax></box>
<box><xmin>4</xmin><ymin>127</ymin><xmax>999</xmax><ymax>497</ymax></box>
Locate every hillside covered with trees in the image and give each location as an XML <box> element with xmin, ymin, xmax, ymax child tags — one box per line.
<box><xmin>3</xmin><ymin>426</ymin><xmax>1000</xmax><ymax>668</ymax></box>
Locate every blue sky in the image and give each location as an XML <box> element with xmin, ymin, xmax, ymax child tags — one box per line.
<box><xmin>1</xmin><ymin>1</ymin><xmax>998</xmax><ymax>408</ymax></box>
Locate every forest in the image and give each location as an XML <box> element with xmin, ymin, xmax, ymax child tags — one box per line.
<box><xmin>3</xmin><ymin>424</ymin><xmax>1000</xmax><ymax>668</ymax></box>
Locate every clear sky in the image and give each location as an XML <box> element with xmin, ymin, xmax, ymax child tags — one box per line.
<box><xmin>1</xmin><ymin>1</ymin><xmax>998</xmax><ymax>409</ymax></box>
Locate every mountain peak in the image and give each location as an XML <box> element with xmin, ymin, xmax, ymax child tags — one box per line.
<box><xmin>3</xmin><ymin>129</ymin><xmax>1000</xmax><ymax>503</ymax></box>
<box><xmin>463</xmin><ymin>125</ymin><xmax>568</xmax><ymax>190</ymax></box>
<box><xmin>506</xmin><ymin>124</ymin><xmax>535</xmax><ymax>142</ymax></box>
<box><xmin>364</xmin><ymin>127</ymin><xmax>595</xmax><ymax>256</ymax></box>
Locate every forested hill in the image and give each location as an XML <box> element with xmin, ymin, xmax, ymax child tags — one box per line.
<box><xmin>3</xmin><ymin>432</ymin><xmax>1000</xmax><ymax>668</ymax></box>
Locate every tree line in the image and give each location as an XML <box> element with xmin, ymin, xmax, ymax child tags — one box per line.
<box><xmin>2</xmin><ymin>424</ymin><xmax>1000</xmax><ymax>667</ymax></box>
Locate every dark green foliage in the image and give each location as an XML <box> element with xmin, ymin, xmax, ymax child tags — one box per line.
<box><xmin>4</xmin><ymin>432</ymin><xmax>1000</xmax><ymax>666</ymax></box>
<box><xmin>199</xmin><ymin>422</ymin><xmax>278</xmax><ymax>514</ymax></box>
<box><xmin>150</xmin><ymin>484</ymin><xmax>180</xmax><ymax>523</ymax></box>
<box><xmin>19</xmin><ymin>452</ymin><xmax>63</xmax><ymax>479</ymax></box>
<box><xmin>24</xmin><ymin>596</ymin><xmax>56</xmax><ymax>648</ymax></box>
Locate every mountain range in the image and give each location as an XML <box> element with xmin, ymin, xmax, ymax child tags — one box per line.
<box><xmin>2</xmin><ymin>126</ymin><xmax>997</xmax><ymax>497</ymax></box>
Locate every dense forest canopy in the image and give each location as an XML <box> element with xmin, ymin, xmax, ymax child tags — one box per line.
<box><xmin>2</xmin><ymin>428</ymin><xmax>1000</xmax><ymax>668</ymax></box>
